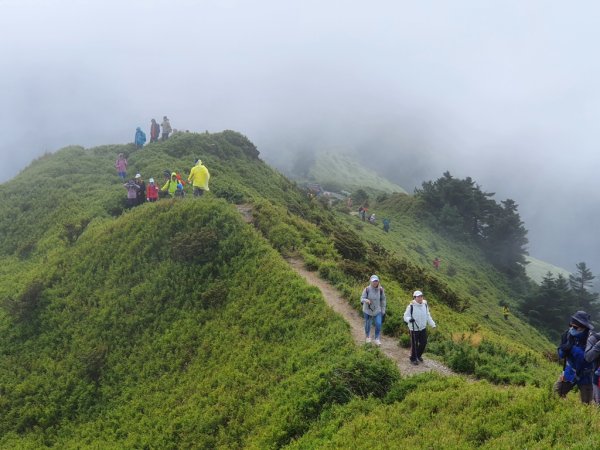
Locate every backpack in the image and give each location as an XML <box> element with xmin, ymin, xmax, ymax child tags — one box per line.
<box><xmin>365</xmin><ymin>285</ymin><xmax>384</xmax><ymax>296</ymax></box>
<box><xmin>409</xmin><ymin>302</ymin><xmax>428</xmax><ymax>324</ymax></box>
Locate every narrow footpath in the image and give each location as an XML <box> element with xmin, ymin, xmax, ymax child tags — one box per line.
<box><xmin>287</xmin><ymin>258</ymin><xmax>455</xmax><ymax>377</ymax></box>
<box><xmin>235</xmin><ymin>203</ymin><xmax>455</xmax><ymax>377</ymax></box>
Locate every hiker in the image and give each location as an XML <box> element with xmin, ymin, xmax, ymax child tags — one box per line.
<box><xmin>360</xmin><ymin>275</ymin><xmax>386</xmax><ymax>346</ymax></box>
<box><xmin>161</xmin><ymin>172</ymin><xmax>179</xmax><ymax>198</ymax></box>
<box><xmin>161</xmin><ymin>116</ymin><xmax>172</xmax><ymax>140</ymax></box>
<box><xmin>503</xmin><ymin>305</ymin><xmax>510</xmax><ymax>320</ymax></box>
<box><xmin>187</xmin><ymin>159</ymin><xmax>210</xmax><ymax>197</ymax></box>
<box><xmin>123</xmin><ymin>179</ymin><xmax>140</xmax><ymax>208</ymax></box>
<box><xmin>174</xmin><ymin>181</ymin><xmax>185</xmax><ymax>197</ymax></box>
<box><xmin>359</xmin><ymin>207</ymin><xmax>367</xmax><ymax>222</ymax></box>
<box><xmin>433</xmin><ymin>257</ymin><xmax>441</xmax><ymax>270</ymax></box>
<box><xmin>383</xmin><ymin>218</ymin><xmax>390</xmax><ymax>232</ymax></box>
<box><xmin>368</xmin><ymin>213</ymin><xmax>376</xmax><ymax>224</ymax></box>
<box><xmin>146</xmin><ymin>177</ymin><xmax>159</xmax><ymax>202</ymax></box>
<box><xmin>555</xmin><ymin>311</ymin><xmax>594</xmax><ymax>403</ymax></box>
<box><xmin>347</xmin><ymin>197</ymin><xmax>353</xmax><ymax>208</ymax></box>
<box><xmin>158</xmin><ymin>170</ymin><xmax>172</xmax><ymax>198</ymax></box>
<box><xmin>134</xmin><ymin>127</ymin><xmax>146</xmax><ymax>148</ymax></box>
<box><xmin>584</xmin><ymin>324</ymin><xmax>600</xmax><ymax>403</ymax></box>
<box><xmin>150</xmin><ymin>119</ymin><xmax>160</xmax><ymax>143</ymax></box>
<box><xmin>115</xmin><ymin>153</ymin><xmax>128</xmax><ymax>180</ymax></box>
<box><xmin>134</xmin><ymin>173</ymin><xmax>146</xmax><ymax>206</ymax></box>
<box><xmin>403</xmin><ymin>290</ymin><xmax>436</xmax><ymax>365</ymax></box>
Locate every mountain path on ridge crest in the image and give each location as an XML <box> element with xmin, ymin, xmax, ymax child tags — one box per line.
<box><xmin>234</xmin><ymin>204</ymin><xmax>455</xmax><ymax>377</ymax></box>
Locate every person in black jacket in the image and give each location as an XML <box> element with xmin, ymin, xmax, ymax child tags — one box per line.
<box><xmin>134</xmin><ymin>174</ymin><xmax>146</xmax><ymax>206</ymax></box>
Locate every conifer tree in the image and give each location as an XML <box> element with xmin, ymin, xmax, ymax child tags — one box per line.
<box><xmin>569</xmin><ymin>262</ymin><xmax>600</xmax><ymax>316</ymax></box>
<box><xmin>521</xmin><ymin>272</ymin><xmax>573</xmax><ymax>340</ymax></box>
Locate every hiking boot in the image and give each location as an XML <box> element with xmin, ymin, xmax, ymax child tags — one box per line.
<box><xmin>374</xmin><ymin>338</ymin><xmax>381</xmax><ymax>346</ymax></box>
<box><xmin>418</xmin><ymin>357</ymin><xmax>424</xmax><ymax>362</ymax></box>
<box><xmin>410</xmin><ymin>359</ymin><xmax>418</xmax><ymax>365</ymax></box>
<box><xmin>365</xmin><ymin>337</ymin><xmax>371</xmax><ymax>344</ymax></box>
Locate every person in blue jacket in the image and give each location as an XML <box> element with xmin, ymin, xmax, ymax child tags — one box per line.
<box><xmin>134</xmin><ymin>127</ymin><xmax>146</xmax><ymax>148</ymax></box>
<box><xmin>554</xmin><ymin>311</ymin><xmax>594</xmax><ymax>403</ymax></box>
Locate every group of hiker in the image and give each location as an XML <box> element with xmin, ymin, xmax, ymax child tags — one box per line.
<box><xmin>357</xmin><ymin>206</ymin><xmax>390</xmax><ymax>232</ymax></box>
<box><xmin>358</xmin><ymin>274</ymin><xmax>600</xmax><ymax>396</ymax></box>
<box><xmin>554</xmin><ymin>310</ymin><xmax>600</xmax><ymax>404</ymax></box>
<box><xmin>134</xmin><ymin>116</ymin><xmax>173</xmax><ymax>148</ymax></box>
<box><xmin>360</xmin><ymin>275</ymin><xmax>436</xmax><ymax>365</ymax></box>
<box><xmin>116</xmin><ymin>154</ymin><xmax>210</xmax><ymax>207</ymax></box>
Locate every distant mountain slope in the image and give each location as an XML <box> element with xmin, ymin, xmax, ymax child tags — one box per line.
<box><xmin>308</xmin><ymin>152</ymin><xmax>408</xmax><ymax>194</ymax></box>
<box><xmin>525</xmin><ymin>255</ymin><xmax>571</xmax><ymax>284</ymax></box>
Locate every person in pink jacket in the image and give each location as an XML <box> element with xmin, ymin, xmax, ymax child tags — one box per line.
<box><xmin>115</xmin><ymin>153</ymin><xmax>128</xmax><ymax>180</ymax></box>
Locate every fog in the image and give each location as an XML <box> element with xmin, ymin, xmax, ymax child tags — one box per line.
<box><xmin>2</xmin><ymin>0</ymin><xmax>600</xmax><ymax>275</ymax></box>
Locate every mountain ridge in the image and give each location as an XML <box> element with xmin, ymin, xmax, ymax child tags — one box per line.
<box><xmin>1</xmin><ymin>131</ymin><xmax>598</xmax><ymax>447</ymax></box>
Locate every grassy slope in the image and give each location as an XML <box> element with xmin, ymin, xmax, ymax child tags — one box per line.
<box><xmin>341</xmin><ymin>194</ymin><xmax>551</xmax><ymax>347</ymax></box>
<box><xmin>0</xmin><ymin>146</ymin><xmax>399</xmax><ymax>447</ymax></box>
<box><xmin>525</xmin><ymin>255</ymin><xmax>572</xmax><ymax>284</ymax></box>
<box><xmin>308</xmin><ymin>152</ymin><xmax>408</xmax><ymax>194</ymax></box>
<box><xmin>1</xmin><ymin>132</ymin><xmax>598</xmax><ymax>448</ymax></box>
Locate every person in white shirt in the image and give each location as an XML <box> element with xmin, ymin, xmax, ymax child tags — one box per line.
<box><xmin>403</xmin><ymin>290</ymin><xmax>436</xmax><ymax>365</ymax></box>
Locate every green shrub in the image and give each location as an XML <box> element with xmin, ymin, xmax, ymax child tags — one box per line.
<box><xmin>325</xmin><ymin>351</ymin><xmax>400</xmax><ymax>403</ymax></box>
<box><xmin>333</xmin><ymin>228</ymin><xmax>366</xmax><ymax>261</ymax></box>
<box><xmin>170</xmin><ymin>228</ymin><xmax>219</xmax><ymax>265</ymax></box>
<box><xmin>269</xmin><ymin>223</ymin><xmax>301</xmax><ymax>252</ymax></box>
<box><xmin>382</xmin><ymin>311</ymin><xmax>404</xmax><ymax>337</ymax></box>
<box><xmin>2</xmin><ymin>280</ymin><xmax>45</xmax><ymax>324</ymax></box>
<box><xmin>398</xmin><ymin>333</ymin><xmax>411</xmax><ymax>348</ymax></box>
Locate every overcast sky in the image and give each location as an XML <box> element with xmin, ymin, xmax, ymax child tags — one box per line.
<box><xmin>2</xmin><ymin>0</ymin><xmax>600</xmax><ymax>275</ymax></box>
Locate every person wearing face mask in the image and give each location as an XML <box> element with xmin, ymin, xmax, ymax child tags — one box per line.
<box><xmin>554</xmin><ymin>311</ymin><xmax>594</xmax><ymax>403</ymax></box>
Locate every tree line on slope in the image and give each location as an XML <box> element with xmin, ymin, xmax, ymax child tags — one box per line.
<box><xmin>520</xmin><ymin>262</ymin><xmax>600</xmax><ymax>341</ymax></box>
<box><xmin>415</xmin><ymin>171</ymin><xmax>528</xmax><ymax>278</ymax></box>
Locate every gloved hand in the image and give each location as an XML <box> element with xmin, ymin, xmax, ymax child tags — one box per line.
<box><xmin>559</xmin><ymin>340</ymin><xmax>573</xmax><ymax>354</ymax></box>
<box><xmin>409</xmin><ymin>318</ymin><xmax>416</xmax><ymax>323</ymax></box>
<box><xmin>559</xmin><ymin>334</ymin><xmax>575</xmax><ymax>354</ymax></box>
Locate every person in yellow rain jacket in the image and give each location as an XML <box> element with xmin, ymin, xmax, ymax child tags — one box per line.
<box><xmin>187</xmin><ymin>159</ymin><xmax>210</xmax><ymax>197</ymax></box>
<box><xmin>161</xmin><ymin>172</ymin><xmax>179</xmax><ymax>198</ymax></box>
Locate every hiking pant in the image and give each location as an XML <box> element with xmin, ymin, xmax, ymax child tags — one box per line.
<box><xmin>193</xmin><ymin>187</ymin><xmax>205</xmax><ymax>197</ymax></box>
<box><xmin>554</xmin><ymin>378</ymin><xmax>593</xmax><ymax>404</ymax></box>
<box><xmin>409</xmin><ymin>328</ymin><xmax>428</xmax><ymax>361</ymax></box>
<box><xmin>162</xmin><ymin>132</ymin><xmax>170</xmax><ymax>140</ymax></box>
<box><xmin>364</xmin><ymin>313</ymin><xmax>382</xmax><ymax>339</ymax></box>
<box><xmin>593</xmin><ymin>384</ymin><xmax>600</xmax><ymax>404</ymax></box>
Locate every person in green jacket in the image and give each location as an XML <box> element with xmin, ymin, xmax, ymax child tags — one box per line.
<box><xmin>161</xmin><ymin>172</ymin><xmax>179</xmax><ymax>198</ymax></box>
<box><xmin>187</xmin><ymin>159</ymin><xmax>210</xmax><ymax>197</ymax></box>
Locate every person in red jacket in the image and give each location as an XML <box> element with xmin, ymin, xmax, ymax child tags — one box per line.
<box><xmin>150</xmin><ymin>119</ymin><xmax>160</xmax><ymax>143</ymax></box>
<box><xmin>146</xmin><ymin>178</ymin><xmax>159</xmax><ymax>202</ymax></box>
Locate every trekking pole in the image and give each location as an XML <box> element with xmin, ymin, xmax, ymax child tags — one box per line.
<box><xmin>410</xmin><ymin>320</ymin><xmax>417</xmax><ymax>362</ymax></box>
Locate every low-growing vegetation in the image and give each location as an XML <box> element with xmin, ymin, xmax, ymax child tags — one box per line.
<box><xmin>0</xmin><ymin>131</ymin><xmax>595</xmax><ymax>448</ymax></box>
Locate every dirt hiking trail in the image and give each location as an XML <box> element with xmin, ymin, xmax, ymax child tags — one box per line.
<box><xmin>235</xmin><ymin>204</ymin><xmax>454</xmax><ymax>377</ymax></box>
<box><xmin>287</xmin><ymin>258</ymin><xmax>455</xmax><ymax>377</ymax></box>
